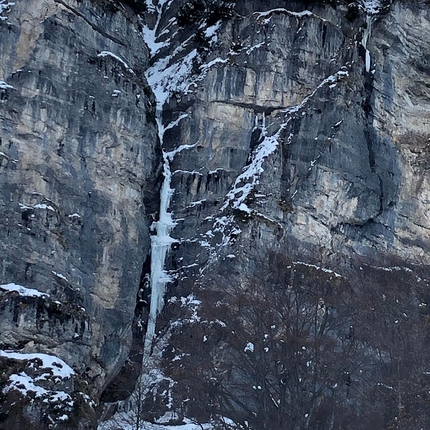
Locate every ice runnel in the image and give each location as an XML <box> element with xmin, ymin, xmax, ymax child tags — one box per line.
<box><xmin>144</xmin><ymin>143</ymin><xmax>176</xmax><ymax>354</ymax></box>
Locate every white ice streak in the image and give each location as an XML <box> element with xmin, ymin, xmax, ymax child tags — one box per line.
<box><xmin>144</xmin><ymin>115</ymin><xmax>195</xmax><ymax>353</ymax></box>
<box><xmin>293</xmin><ymin>261</ymin><xmax>342</xmax><ymax>278</ymax></box>
<box><xmin>144</xmin><ymin>18</ymin><xmax>201</xmax><ymax>352</ymax></box>
<box><xmin>0</xmin><ymin>283</ymin><xmax>49</xmax><ymax>298</ymax></box>
<box><xmin>360</xmin><ymin>1</ymin><xmax>381</xmax><ymax>72</ymax></box>
<box><xmin>361</xmin><ymin>14</ymin><xmax>374</xmax><ymax>73</ymax></box>
<box><xmin>222</xmin><ymin>117</ymin><xmax>287</xmax><ymax>213</ymax></box>
<box><xmin>255</xmin><ymin>8</ymin><xmax>312</xmax><ymax>19</ymax></box>
<box><xmin>254</xmin><ymin>8</ymin><xmax>326</xmax><ymax>22</ymax></box>
<box><xmin>97</xmin><ymin>51</ymin><xmax>135</xmax><ymax>74</ymax></box>
<box><xmin>52</xmin><ymin>271</ymin><xmax>69</xmax><ymax>282</ymax></box>
<box><xmin>145</xmin><ymin>151</ymin><xmax>177</xmax><ymax>353</ymax></box>
<box><xmin>284</xmin><ymin>69</ymin><xmax>349</xmax><ymax>115</ymax></box>
<box><xmin>142</xmin><ymin>0</ymin><xmax>230</xmax><ymax>354</ymax></box>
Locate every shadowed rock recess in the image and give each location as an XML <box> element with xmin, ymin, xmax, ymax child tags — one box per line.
<box><xmin>2</xmin><ymin>0</ymin><xmax>430</xmax><ymax>429</ymax></box>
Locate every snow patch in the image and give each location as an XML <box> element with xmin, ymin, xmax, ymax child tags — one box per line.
<box><xmin>100</xmin><ymin>416</ymin><xmax>214</xmax><ymax>430</ymax></box>
<box><xmin>68</xmin><ymin>213</ymin><xmax>81</xmax><ymax>220</ymax></box>
<box><xmin>0</xmin><ymin>80</ymin><xmax>13</xmax><ymax>89</ymax></box>
<box><xmin>52</xmin><ymin>271</ymin><xmax>69</xmax><ymax>282</ymax></box>
<box><xmin>146</xmin><ymin>48</ymin><xmax>198</xmax><ymax>108</ymax></box>
<box><xmin>362</xmin><ymin>0</ymin><xmax>381</xmax><ymax>15</ymax></box>
<box><xmin>204</xmin><ymin>21</ymin><xmax>221</xmax><ymax>38</ymax></box>
<box><xmin>293</xmin><ymin>261</ymin><xmax>342</xmax><ymax>278</ymax></box>
<box><xmin>0</xmin><ymin>283</ymin><xmax>49</xmax><ymax>298</ymax></box>
<box><xmin>255</xmin><ymin>8</ymin><xmax>313</xmax><ymax>19</ymax></box>
<box><xmin>244</xmin><ymin>342</ymin><xmax>255</xmax><ymax>353</ymax></box>
<box><xmin>0</xmin><ymin>351</ymin><xmax>74</xmax><ymax>378</ymax></box>
<box><xmin>222</xmin><ymin>121</ymin><xmax>288</xmax><ymax>213</ymax></box>
<box><xmin>3</xmin><ymin>371</ymin><xmax>74</xmax><ymax>412</ymax></box>
<box><xmin>0</xmin><ymin>1</ymin><xmax>14</xmax><ymax>21</ymax></box>
<box><xmin>34</xmin><ymin>203</ymin><xmax>56</xmax><ymax>211</ymax></box>
<box><xmin>142</xmin><ymin>0</ymin><xmax>174</xmax><ymax>56</ymax></box>
<box><xmin>97</xmin><ymin>51</ymin><xmax>135</xmax><ymax>74</ymax></box>
<box><xmin>254</xmin><ymin>8</ymin><xmax>325</xmax><ymax>22</ymax></box>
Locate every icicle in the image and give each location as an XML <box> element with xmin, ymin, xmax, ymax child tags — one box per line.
<box><xmin>144</xmin><ymin>125</ymin><xmax>176</xmax><ymax>354</ymax></box>
<box><xmin>361</xmin><ymin>0</ymin><xmax>381</xmax><ymax>73</ymax></box>
<box><xmin>262</xmin><ymin>112</ymin><xmax>267</xmax><ymax>136</ymax></box>
<box><xmin>361</xmin><ymin>15</ymin><xmax>373</xmax><ymax>73</ymax></box>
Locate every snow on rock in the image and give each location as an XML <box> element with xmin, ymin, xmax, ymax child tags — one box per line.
<box><xmin>0</xmin><ymin>283</ymin><xmax>49</xmax><ymax>298</ymax></box>
<box><xmin>19</xmin><ymin>202</ymin><xmax>56</xmax><ymax>212</ymax></box>
<box><xmin>180</xmin><ymin>294</ymin><xmax>201</xmax><ymax>307</ymax></box>
<box><xmin>362</xmin><ymin>0</ymin><xmax>382</xmax><ymax>15</ymax></box>
<box><xmin>244</xmin><ymin>342</ymin><xmax>255</xmax><ymax>353</ymax></box>
<box><xmin>284</xmin><ymin>68</ymin><xmax>349</xmax><ymax>115</ymax></box>
<box><xmin>68</xmin><ymin>213</ymin><xmax>81</xmax><ymax>219</ymax></box>
<box><xmin>143</xmin><ymin>0</ymin><xmax>174</xmax><ymax>56</ymax></box>
<box><xmin>222</xmin><ymin>111</ymin><xmax>289</xmax><ymax>214</ymax></box>
<box><xmin>222</xmin><ymin>131</ymin><xmax>282</xmax><ymax>213</ymax></box>
<box><xmin>100</xmin><ymin>416</ymin><xmax>215</xmax><ymax>430</ymax></box>
<box><xmin>1</xmin><ymin>350</ymin><xmax>75</xmax><ymax>409</ymax></box>
<box><xmin>34</xmin><ymin>203</ymin><xmax>56</xmax><ymax>211</ymax></box>
<box><xmin>3</xmin><ymin>370</ymin><xmax>74</xmax><ymax>410</ymax></box>
<box><xmin>97</xmin><ymin>51</ymin><xmax>135</xmax><ymax>74</ymax></box>
<box><xmin>255</xmin><ymin>8</ymin><xmax>312</xmax><ymax>20</ymax></box>
<box><xmin>52</xmin><ymin>271</ymin><xmax>69</xmax><ymax>282</ymax></box>
<box><xmin>0</xmin><ymin>1</ymin><xmax>14</xmax><ymax>21</ymax></box>
<box><xmin>204</xmin><ymin>21</ymin><xmax>221</xmax><ymax>38</ymax></box>
<box><xmin>5</xmin><ymin>372</ymin><xmax>50</xmax><ymax>398</ymax></box>
<box><xmin>293</xmin><ymin>262</ymin><xmax>343</xmax><ymax>278</ymax></box>
<box><xmin>146</xmin><ymin>48</ymin><xmax>198</xmax><ymax>108</ymax></box>
<box><xmin>221</xmin><ymin>68</ymin><xmax>349</xmax><ymax>214</ymax></box>
<box><xmin>0</xmin><ymin>350</ymin><xmax>75</xmax><ymax>378</ymax></box>
<box><xmin>0</xmin><ymin>80</ymin><xmax>13</xmax><ymax>88</ymax></box>
<box><xmin>254</xmin><ymin>8</ymin><xmax>326</xmax><ymax>24</ymax></box>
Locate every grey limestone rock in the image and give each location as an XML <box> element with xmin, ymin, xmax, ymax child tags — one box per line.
<box><xmin>0</xmin><ymin>0</ymin><xmax>160</xmax><ymax>428</ymax></box>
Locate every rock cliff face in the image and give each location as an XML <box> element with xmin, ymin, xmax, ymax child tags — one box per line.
<box><xmin>3</xmin><ymin>0</ymin><xmax>430</xmax><ymax>428</ymax></box>
<box><xmin>151</xmin><ymin>0</ymin><xmax>430</xmax><ymax>276</ymax></box>
<box><xmin>0</xmin><ymin>0</ymin><xmax>159</xmax><ymax>428</ymax></box>
<box><xmin>128</xmin><ymin>0</ymin><xmax>430</xmax><ymax>428</ymax></box>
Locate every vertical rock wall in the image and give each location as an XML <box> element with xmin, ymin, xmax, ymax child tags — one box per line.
<box><xmin>131</xmin><ymin>0</ymin><xmax>430</xmax><ymax>426</ymax></box>
<box><xmin>146</xmin><ymin>0</ymin><xmax>430</xmax><ymax>281</ymax></box>
<box><xmin>0</xmin><ymin>0</ymin><xmax>159</xmax><ymax>428</ymax></box>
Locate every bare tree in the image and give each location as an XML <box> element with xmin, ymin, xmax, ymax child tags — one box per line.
<box><xmin>162</xmin><ymin>252</ymin><xmax>361</xmax><ymax>429</ymax></box>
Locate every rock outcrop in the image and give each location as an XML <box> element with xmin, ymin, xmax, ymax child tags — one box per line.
<box><xmin>3</xmin><ymin>0</ymin><xmax>430</xmax><ymax>428</ymax></box>
<box><xmin>122</xmin><ymin>0</ymin><xmax>430</xmax><ymax>428</ymax></box>
<box><xmin>0</xmin><ymin>0</ymin><xmax>159</xmax><ymax>427</ymax></box>
<box><xmin>151</xmin><ymin>0</ymin><xmax>430</xmax><ymax>276</ymax></box>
